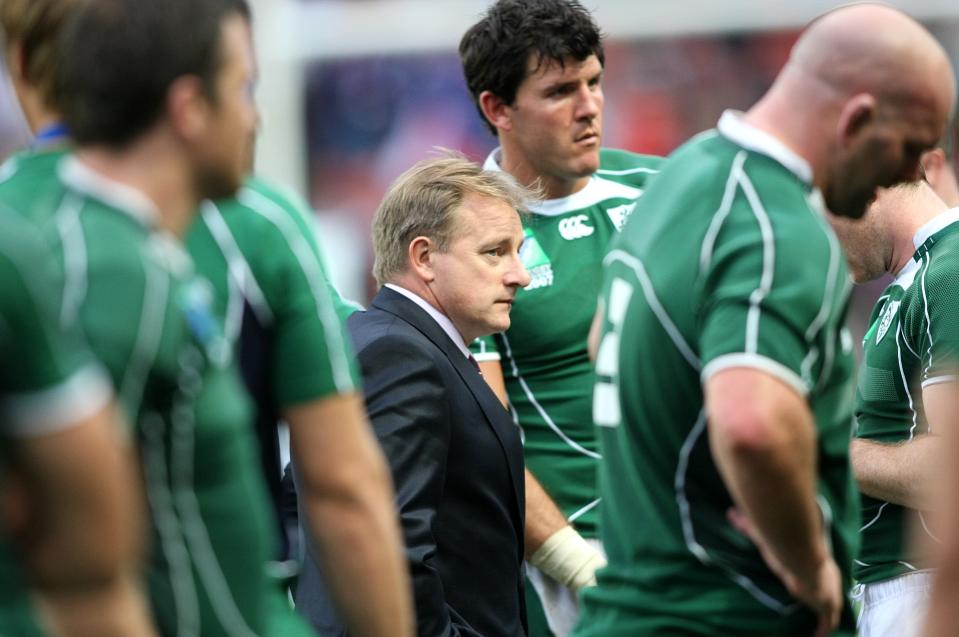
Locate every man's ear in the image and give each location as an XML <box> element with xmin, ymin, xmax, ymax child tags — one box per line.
<box><xmin>837</xmin><ymin>93</ymin><xmax>878</xmax><ymax>146</ymax></box>
<box><xmin>408</xmin><ymin>236</ymin><xmax>436</xmax><ymax>283</ymax></box>
<box><xmin>479</xmin><ymin>90</ymin><xmax>512</xmax><ymax>134</ymax></box>
<box><xmin>166</xmin><ymin>75</ymin><xmax>209</xmax><ymax>141</ymax></box>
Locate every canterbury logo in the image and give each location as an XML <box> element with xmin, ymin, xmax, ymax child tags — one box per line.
<box><xmin>558</xmin><ymin>214</ymin><xmax>594</xmax><ymax>240</ymax></box>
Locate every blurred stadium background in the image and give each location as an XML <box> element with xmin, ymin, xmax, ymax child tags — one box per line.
<box><xmin>2</xmin><ymin>0</ymin><xmax>958</xmax><ymax>349</ymax></box>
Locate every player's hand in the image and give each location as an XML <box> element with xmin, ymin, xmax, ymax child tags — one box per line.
<box><xmin>727</xmin><ymin>508</ymin><xmax>841</xmax><ymax>636</ymax></box>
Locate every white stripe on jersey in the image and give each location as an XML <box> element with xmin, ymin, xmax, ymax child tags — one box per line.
<box><xmin>604</xmin><ymin>249</ymin><xmax>701</xmax><ymax>370</ymax></box>
<box><xmin>238</xmin><ymin>187</ymin><xmax>355</xmax><ymax>394</ymax></box>
<box><xmin>734</xmin><ymin>161</ymin><xmax>775</xmax><ymax>356</ymax></box>
<box><xmin>55</xmin><ymin>192</ymin><xmax>88</xmax><ymax>327</ymax></box>
<box><xmin>699</xmin><ymin>151</ymin><xmax>745</xmax><ymax>275</ymax></box>
<box><xmin>595</xmin><ymin>166</ymin><xmax>659</xmax><ymax>176</ymax></box>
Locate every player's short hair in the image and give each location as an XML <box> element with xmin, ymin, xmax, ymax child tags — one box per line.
<box><xmin>372</xmin><ymin>152</ymin><xmax>537</xmax><ymax>285</ymax></box>
<box><xmin>459</xmin><ymin>0</ymin><xmax>605</xmax><ymax>135</ymax></box>
<box><xmin>55</xmin><ymin>0</ymin><xmax>251</xmax><ymax>149</ymax></box>
<box><xmin>0</xmin><ymin>0</ymin><xmax>83</xmax><ymax>111</ymax></box>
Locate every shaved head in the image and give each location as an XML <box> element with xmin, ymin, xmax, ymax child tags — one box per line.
<box><xmin>747</xmin><ymin>3</ymin><xmax>956</xmax><ymax>219</ymax></box>
<box><xmin>791</xmin><ymin>4</ymin><xmax>954</xmax><ymax>116</ymax></box>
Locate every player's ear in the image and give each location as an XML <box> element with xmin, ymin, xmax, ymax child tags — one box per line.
<box><xmin>408</xmin><ymin>236</ymin><xmax>436</xmax><ymax>283</ymax></box>
<box><xmin>479</xmin><ymin>90</ymin><xmax>513</xmax><ymax>134</ymax></box>
<box><xmin>166</xmin><ymin>75</ymin><xmax>209</xmax><ymax>142</ymax></box>
<box><xmin>837</xmin><ymin>93</ymin><xmax>877</xmax><ymax>146</ymax></box>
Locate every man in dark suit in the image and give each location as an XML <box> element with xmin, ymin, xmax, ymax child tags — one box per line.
<box><xmin>297</xmin><ymin>154</ymin><xmax>532</xmax><ymax>636</ymax></box>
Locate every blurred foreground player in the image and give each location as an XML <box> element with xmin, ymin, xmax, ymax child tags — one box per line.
<box><xmin>578</xmin><ymin>5</ymin><xmax>955</xmax><ymax>636</ymax></box>
<box><xmin>830</xmin><ymin>175</ymin><xmax>959</xmax><ymax>637</ymax></box>
<box><xmin>0</xmin><ymin>215</ymin><xmax>153</xmax><ymax>637</ymax></box>
<box><xmin>1</xmin><ymin>0</ymin><xmax>323</xmax><ymax>634</ymax></box>
<box><xmin>459</xmin><ymin>2</ymin><xmax>660</xmax><ymax>632</ymax></box>
<box><xmin>185</xmin><ymin>65</ymin><xmax>413</xmax><ymax>637</ymax></box>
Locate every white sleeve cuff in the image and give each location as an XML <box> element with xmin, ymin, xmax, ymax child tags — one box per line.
<box><xmin>2</xmin><ymin>364</ymin><xmax>114</xmax><ymax>437</ymax></box>
<box><xmin>701</xmin><ymin>352</ymin><xmax>809</xmax><ymax>397</ymax></box>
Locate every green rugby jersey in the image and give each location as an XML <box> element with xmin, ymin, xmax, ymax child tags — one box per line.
<box><xmin>1</xmin><ymin>152</ymin><xmax>282</xmax><ymax>637</ymax></box>
<box><xmin>0</xmin><ymin>213</ymin><xmax>113</xmax><ymax>637</ymax></box>
<box><xmin>854</xmin><ymin>210</ymin><xmax>959</xmax><ymax>585</ymax></box>
<box><xmin>472</xmin><ymin>148</ymin><xmax>662</xmax><ymax>538</ymax></box>
<box><xmin>575</xmin><ymin>112</ymin><xmax>858</xmax><ymax>636</ymax></box>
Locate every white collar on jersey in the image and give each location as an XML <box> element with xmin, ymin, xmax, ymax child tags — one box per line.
<box><xmin>383</xmin><ymin>283</ymin><xmax>472</xmax><ymax>359</ymax></box>
<box><xmin>483</xmin><ymin>148</ymin><xmax>643</xmax><ymax>217</ymax></box>
<box><xmin>912</xmin><ymin>207</ymin><xmax>959</xmax><ymax>250</ymax></box>
<box><xmin>59</xmin><ymin>155</ymin><xmax>159</xmax><ymax>228</ymax></box>
<box><xmin>717</xmin><ymin>110</ymin><xmax>814</xmax><ymax>185</ymax></box>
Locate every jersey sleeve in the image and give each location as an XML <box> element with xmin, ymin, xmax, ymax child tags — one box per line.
<box><xmin>0</xmin><ymin>226</ymin><xmax>112</xmax><ymax>436</ymax></box>
<box><xmin>469</xmin><ymin>336</ymin><xmax>501</xmax><ymax>363</ymax></box>
<box><xmin>908</xmin><ymin>254</ymin><xmax>959</xmax><ymax>388</ymax></box>
<box><xmin>252</xmin><ymin>207</ymin><xmax>361</xmax><ymax>407</ymax></box>
<box><xmin>698</xmin><ymin>194</ymin><xmax>836</xmax><ymax>397</ymax></box>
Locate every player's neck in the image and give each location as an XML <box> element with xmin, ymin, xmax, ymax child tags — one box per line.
<box><xmin>498</xmin><ymin>150</ymin><xmax>590</xmax><ymax>200</ymax></box>
<box><xmin>76</xmin><ymin>136</ymin><xmax>199</xmax><ymax>238</ymax></box>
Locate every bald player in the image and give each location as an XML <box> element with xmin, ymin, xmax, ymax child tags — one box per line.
<box><xmin>577</xmin><ymin>5</ymin><xmax>954</xmax><ymax>637</ymax></box>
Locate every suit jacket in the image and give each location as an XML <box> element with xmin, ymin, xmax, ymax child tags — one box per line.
<box><xmin>296</xmin><ymin>287</ymin><xmax>526</xmax><ymax>636</ymax></box>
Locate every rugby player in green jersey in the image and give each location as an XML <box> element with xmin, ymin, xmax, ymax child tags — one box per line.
<box><xmin>578</xmin><ymin>5</ymin><xmax>954</xmax><ymax>636</ymax></box>
<box><xmin>187</xmin><ymin>140</ymin><xmax>413</xmax><ymax>637</ymax></box>
<box><xmin>829</xmin><ymin>166</ymin><xmax>959</xmax><ymax>636</ymax></box>
<box><xmin>459</xmin><ymin>2</ymin><xmax>661</xmax><ymax>633</ymax></box>
<box><xmin>1</xmin><ymin>0</ymin><xmax>333</xmax><ymax>635</ymax></box>
<box><xmin>0</xmin><ymin>214</ymin><xmax>155</xmax><ymax>637</ymax></box>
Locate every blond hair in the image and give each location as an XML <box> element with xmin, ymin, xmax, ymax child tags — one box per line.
<box><xmin>372</xmin><ymin>152</ymin><xmax>537</xmax><ymax>285</ymax></box>
<box><xmin>0</xmin><ymin>0</ymin><xmax>82</xmax><ymax>109</ymax></box>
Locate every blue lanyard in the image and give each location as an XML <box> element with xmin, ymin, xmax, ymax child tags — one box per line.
<box><xmin>32</xmin><ymin>122</ymin><xmax>69</xmax><ymax>148</ymax></box>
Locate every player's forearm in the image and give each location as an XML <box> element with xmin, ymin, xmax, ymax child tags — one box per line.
<box><xmin>524</xmin><ymin>469</ymin><xmax>570</xmax><ymax>556</ymax></box>
<box><xmin>851</xmin><ymin>436</ymin><xmax>940</xmax><ymax>509</ymax></box>
<box><xmin>40</xmin><ymin>575</ymin><xmax>157</xmax><ymax>637</ymax></box>
<box><xmin>304</xmin><ymin>480</ymin><xmax>414</xmax><ymax>637</ymax></box>
<box><xmin>709</xmin><ymin>403</ymin><xmax>827</xmax><ymax>585</ymax></box>
<box><xmin>288</xmin><ymin>393</ymin><xmax>415</xmax><ymax>636</ymax></box>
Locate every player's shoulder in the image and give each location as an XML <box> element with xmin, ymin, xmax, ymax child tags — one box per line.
<box><xmin>595</xmin><ymin>148</ymin><xmax>664</xmax><ymax>187</ymax></box>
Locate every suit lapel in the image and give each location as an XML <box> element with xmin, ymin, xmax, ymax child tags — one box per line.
<box><xmin>371</xmin><ymin>288</ymin><xmax>525</xmax><ymax>514</ymax></box>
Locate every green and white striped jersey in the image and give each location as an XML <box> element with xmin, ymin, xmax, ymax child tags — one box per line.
<box><xmin>187</xmin><ymin>176</ymin><xmax>359</xmax><ymax>406</ymax></box>
<box><xmin>854</xmin><ymin>210</ymin><xmax>959</xmax><ymax>585</ymax></box>
<box><xmin>575</xmin><ymin>112</ymin><xmax>858</xmax><ymax>636</ymax></box>
<box><xmin>0</xmin><ymin>212</ymin><xmax>113</xmax><ymax>637</ymax></box>
<box><xmin>0</xmin><ymin>149</ymin><xmax>284</xmax><ymax>637</ymax></box>
<box><xmin>471</xmin><ymin>148</ymin><xmax>662</xmax><ymax>538</ymax></box>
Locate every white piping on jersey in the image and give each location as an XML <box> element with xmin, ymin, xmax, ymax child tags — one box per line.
<box><xmin>717</xmin><ymin>110</ymin><xmax>813</xmax><ymax>185</ymax></box>
<box><xmin>238</xmin><ymin>187</ymin><xmax>355</xmax><ymax>394</ymax></box>
<box><xmin>735</xmin><ymin>164</ymin><xmax>775</xmax><ymax>356</ymax></box>
<box><xmin>483</xmin><ymin>148</ymin><xmax>644</xmax><ymax>217</ymax></box>
<box><xmin>142</xmin><ymin>411</ymin><xmax>201</xmax><ymax>637</ymax></box>
<box><xmin>568</xmin><ymin>498</ymin><xmax>600</xmax><ymax>524</ymax></box>
<box><xmin>595</xmin><ymin>166</ymin><xmax>659</xmax><ymax>176</ymax></box>
<box><xmin>859</xmin><ymin>501</ymin><xmax>889</xmax><ymax>533</ymax></box>
<box><xmin>0</xmin><ymin>156</ymin><xmax>19</xmax><ymax>184</ymax></box>
<box><xmin>911</xmin><ymin>208</ymin><xmax>959</xmax><ymax>250</ymax></box>
<box><xmin>922</xmin><ymin>375</ymin><xmax>959</xmax><ymax>388</ymax></box>
<box><xmin>899</xmin><ymin>561</ymin><xmax>919</xmax><ymax>571</ymax></box>
<box><xmin>920</xmin><ymin>255</ymin><xmax>936</xmax><ymax>381</ymax></box>
<box><xmin>172</xmin><ymin>345</ymin><xmax>259</xmax><ymax>637</ymax></box>
<box><xmin>604</xmin><ymin>249</ymin><xmax>701</xmax><ymax>370</ymax></box>
<box><xmin>55</xmin><ymin>192</ymin><xmax>88</xmax><ymax>327</ymax></box>
<box><xmin>119</xmin><ymin>254</ymin><xmax>169</xmax><ymax>418</ymax></box>
<box><xmin>499</xmin><ymin>331</ymin><xmax>601</xmax><ymax>460</ymax></box>
<box><xmin>2</xmin><ymin>364</ymin><xmax>112</xmax><ymax>438</ymax></box>
<box><xmin>59</xmin><ymin>156</ymin><xmax>158</xmax><ymax>227</ymax></box>
<box><xmin>807</xmin><ymin>215</ymin><xmax>844</xmax><ymax>391</ymax></box>
<box><xmin>201</xmin><ymin>201</ymin><xmax>274</xmax><ymax>341</ymax></box>
<box><xmin>698</xmin><ymin>151</ymin><xmax>745</xmax><ymax>275</ymax></box>
<box><xmin>701</xmin><ymin>353</ymin><xmax>807</xmax><ymax>398</ymax></box>
<box><xmin>675</xmin><ymin>410</ymin><xmax>800</xmax><ymax>614</ymax></box>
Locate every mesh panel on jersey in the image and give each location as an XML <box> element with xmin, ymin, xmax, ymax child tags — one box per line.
<box><xmin>858</xmin><ymin>364</ymin><xmax>900</xmax><ymax>402</ymax></box>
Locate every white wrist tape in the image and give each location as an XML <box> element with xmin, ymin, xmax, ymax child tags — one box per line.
<box><xmin>529</xmin><ymin>526</ymin><xmax>606</xmax><ymax>592</ymax></box>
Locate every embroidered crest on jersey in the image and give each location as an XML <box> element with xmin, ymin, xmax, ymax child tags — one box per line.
<box><xmin>520</xmin><ymin>227</ymin><xmax>554</xmax><ymax>290</ymax></box>
<box><xmin>606</xmin><ymin>202</ymin><xmax>637</xmax><ymax>232</ymax></box>
<box><xmin>558</xmin><ymin>214</ymin><xmax>594</xmax><ymax>241</ymax></box>
<box><xmin>876</xmin><ymin>300</ymin><xmax>901</xmax><ymax>344</ymax></box>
